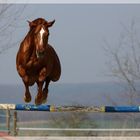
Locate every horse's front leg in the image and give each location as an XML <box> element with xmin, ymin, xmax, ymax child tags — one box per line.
<box><xmin>35</xmin><ymin>81</ymin><xmax>44</xmax><ymax>105</ymax></box>
<box><xmin>23</xmin><ymin>80</ymin><xmax>31</xmax><ymax>103</ymax></box>
<box><xmin>35</xmin><ymin>67</ymin><xmax>48</xmax><ymax>105</ymax></box>
<box><xmin>17</xmin><ymin>65</ymin><xmax>29</xmax><ymax>83</ymax></box>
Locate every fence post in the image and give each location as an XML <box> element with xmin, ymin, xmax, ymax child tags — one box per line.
<box><xmin>13</xmin><ymin>111</ymin><xmax>17</xmax><ymax>136</ymax></box>
<box><xmin>6</xmin><ymin>109</ymin><xmax>10</xmax><ymax>135</ymax></box>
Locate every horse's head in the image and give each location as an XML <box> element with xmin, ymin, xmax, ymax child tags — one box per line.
<box><xmin>28</xmin><ymin>18</ymin><xmax>55</xmax><ymax>58</ymax></box>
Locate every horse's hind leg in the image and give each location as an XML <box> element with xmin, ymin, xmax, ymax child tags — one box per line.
<box><xmin>23</xmin><ymin>81</ymin><xmax>31</xmax><ymax>103</ymax></box>
<box><xmin>42</xmin><ymin>77</ymin><xmax>50</xmax><ymax>104</ymax></box>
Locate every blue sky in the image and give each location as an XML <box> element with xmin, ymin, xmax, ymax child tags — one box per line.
<box><xmin>0</xmin><ymin>4</ymin><xmax>140</xmax><ymax>85</ymax></box>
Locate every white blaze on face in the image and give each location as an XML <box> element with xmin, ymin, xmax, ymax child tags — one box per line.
<box><xmin>39</xmin><ymin>27</ymin><xmax>45</xmax><ymax>45</ymax></box>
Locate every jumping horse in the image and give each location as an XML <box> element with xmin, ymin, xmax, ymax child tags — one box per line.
<box><xmin>16</xmin><ymin>18</ymin><xmax>61</xmax><ymax>105</ymax></box>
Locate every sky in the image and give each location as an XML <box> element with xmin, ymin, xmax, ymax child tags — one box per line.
<box><xmin>0</xmin><ymin>4</ymin><xmax>140</xmax><ymax>85</ymax></box>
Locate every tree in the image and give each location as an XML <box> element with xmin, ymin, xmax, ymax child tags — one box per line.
<box><xmin>103</xmin><ymin>20</ymin><xmax>140</xmax><ymax>135</ymax></box>
<box><xmin>104</xmin><ymin>19</ymin><xmax>140</xmax><ymax>105</ymax></box>
<box><xmin>49</xmin><ymin>112</ymin><xmax>98</xmax><ymax>136</ymax></box>
<box><xmin>0</xmin><ymin>4</ymin><xmax>26</xmax><ymax>54</ymax></box>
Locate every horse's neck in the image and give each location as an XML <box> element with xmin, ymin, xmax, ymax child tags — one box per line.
<box><xmin>22</xmin><ymin>33</ymin><xmax>37</xmax><ymax>65</ymax></box>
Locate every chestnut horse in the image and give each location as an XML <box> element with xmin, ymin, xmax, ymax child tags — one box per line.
<box><xmin>16</xmin><ymin>18</ymin><xmax>61</xmax><ymax>105</ymax></box>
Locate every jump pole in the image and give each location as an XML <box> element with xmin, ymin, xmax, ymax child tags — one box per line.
<box><xmin>0</xmin><ymin>104</ymin><xmax>140</xmax><ymax>112</ymax></box>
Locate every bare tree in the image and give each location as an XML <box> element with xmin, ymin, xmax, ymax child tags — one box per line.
<box><xmin>49</xmin><ymin>112</ymin><xmax>97</xmax><ymax>136</ymax></box>
<box><xmin>0</xmin><ymin>4</ymin><xmax>26</xmax><ymax>54</ymax></box>
<box><xmin>102</xmin><ymin>20</ymin><xmax>140</xmax><ymax>135</ymax></box>
<box><xmin>104</xmin><ymin>19</ymin><xmax>140</xmax><ymax>105</ymax></box>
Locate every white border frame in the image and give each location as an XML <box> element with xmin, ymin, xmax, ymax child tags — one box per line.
<box><xmin>1</xmin><ymin>0</ymin><xmax>140</xmax><ymax>4</ymax></box>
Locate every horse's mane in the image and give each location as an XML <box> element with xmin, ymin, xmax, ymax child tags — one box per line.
<box><xmin>32</xmin><ymin>18</ymin><xmax>46</xmax><ymax>24</ymax></box>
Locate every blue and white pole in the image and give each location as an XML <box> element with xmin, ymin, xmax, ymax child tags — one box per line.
<box><xmin>0</xmin><ymin>104</ymin><xmax>140</xmax><ymax>112</ymax></box>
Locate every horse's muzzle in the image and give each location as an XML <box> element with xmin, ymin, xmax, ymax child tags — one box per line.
<box><xmin>36</xmin><ymin>50</ymin><xmax>45</xmax><ymax>58</ymax></box>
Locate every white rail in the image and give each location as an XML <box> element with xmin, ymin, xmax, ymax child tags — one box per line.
<box><xmin>17</xmin><ymin>128</ymin><xmax>140</xmax><ymax>132</ymax></box>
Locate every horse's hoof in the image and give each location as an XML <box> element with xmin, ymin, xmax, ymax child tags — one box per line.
<box><xmin>24</xmin><ymin>95</ymin><xmax>31</xmax><ymax>103</ymax></box>
<box><xmin>42</xmin><ymin>99</ymin><xmax>47</xmax><ymax>104</ymax></box>
<box><xmin>42</xmin><ymin>90</ymin><xmax>48</xmax><ymax>104</ymax></box>
<box><xmin>42</xmin><ymin>95</ymin><xmax>48</xmax><ymax>104</ymax></box>
<box><xmin>35</xmin><ymin>97</ymin><xmax>42</xmax><ymax>105</ymax></box>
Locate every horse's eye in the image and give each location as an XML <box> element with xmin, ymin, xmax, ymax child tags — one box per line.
<box><xmin>43</xmin><ymin>30</ymin><xmax>49</xmax><ymax>36</ymax></box>
<box><xmin>34</xmin><ymin>32</ymin><xmax>38</xmax><ymax>36</ymax></box>
<box><xmin>45</xmin><ymin>32</ymin><xmax>49</xmax><ymax>36</ymax></box>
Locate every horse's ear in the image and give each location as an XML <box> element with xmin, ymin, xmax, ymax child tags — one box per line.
<box><xmin>47</xmin><ymin>20</ymin><xmax>55</xmax><ymax>28</ymax></box>
<box><xmin>27</xmin><ymin>20</ymin><xmax>36</xmax><ymax>27</ymax></box>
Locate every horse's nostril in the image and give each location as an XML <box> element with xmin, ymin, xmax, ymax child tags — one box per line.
<box><xmin>39</xmin><ymin>51</ymin><xmax>45</xmax><ymax>55</ymax></box>
<box><xmin>39</xmin><ymin>48</ymin><xmax>45</xmax><ymax>53</ymax></box>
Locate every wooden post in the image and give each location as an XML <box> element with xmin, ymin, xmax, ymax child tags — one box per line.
<box><xmin>13</xmin><ymin>111</ymin><xmax>17</xmax><ymax>136</ymax></box>
<box><xmin>6</xmin><ymin>109</ymin><xmax>10</xmax><ymax>135</ymax></box>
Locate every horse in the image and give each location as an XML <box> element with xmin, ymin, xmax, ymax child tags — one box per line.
<box><xmin>16</xmin><ymin>18</ymin><xmax>61</xmax><ymax>105</ymax></box>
